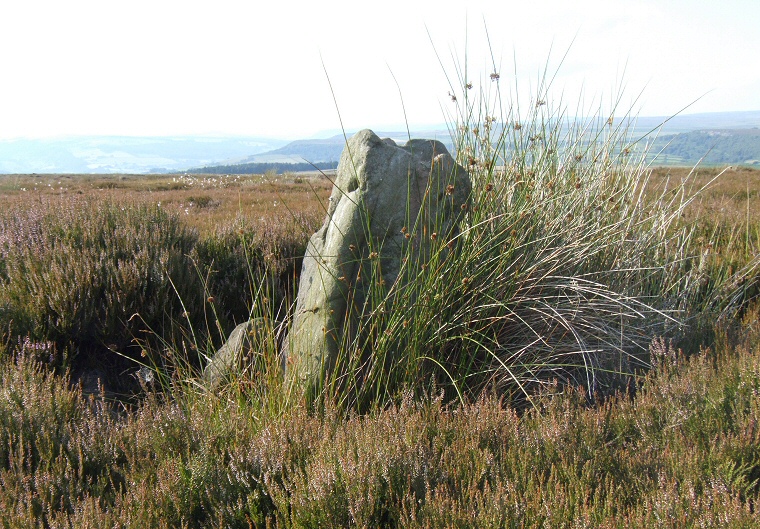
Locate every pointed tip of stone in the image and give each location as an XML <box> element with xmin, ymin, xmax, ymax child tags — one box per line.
<box><xmin>351</xmin><ymin>129</ymin><xmax>382</xmax><ymax>145</ymax></box>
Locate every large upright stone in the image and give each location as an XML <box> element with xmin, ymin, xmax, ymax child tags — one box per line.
<box><xmin>287</xmin><ymin>129</ymin><xmax>471</xmax><ymax>395</ymax></box>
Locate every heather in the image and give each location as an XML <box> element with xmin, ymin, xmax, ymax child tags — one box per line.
<box><xmin>0</xmin><ymin>320</ymin><xmax>759</xmax><ymax>527</ymax></box>
<box><xmin>1</xmin><ymin>93</ymin><xmax>760</xmax><ymax>525</ymax></box>
<box><xmin>0</xmin><ymin>183</ymin><xmax>324</xmax><ymax>394</ymax></box>
<box><xmin>0</xmin><ymin>162</ymin><xmax>758</xmax><ymax>526</ymax></box>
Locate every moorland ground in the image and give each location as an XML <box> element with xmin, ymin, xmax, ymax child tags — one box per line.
<box><xmin>0</xmin><ymin>170</ymin><xmax>334</xmax><ymax>236</ymax></box>
<box><xmin>1</xmin><ymin>165</ymin><xmax>759</xmax><ymax>527</ymax></box>
<box><xmin>3</xmin><ymin>165</ymin><xmax>757</xmax><ymax>236</ymax></box>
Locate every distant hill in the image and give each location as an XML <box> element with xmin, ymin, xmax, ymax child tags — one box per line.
<box><xmin>230</xmin><ymin>130</ymin><xmax>454</xmax><ymax>168</ymax></box>
<box><xmin>187</xmin><ymin>160</ymin><xmax>338</xmax><ymax>175</ymax></box>
<box><xmin>650</xmin><ymin>128</ymin><xmax>760</xmax><ymax>166</ymax></box>
<box><xmin>193</xmin><ymin>113</ymin><xmax>760</xmax><ymax>174</ymax></box>
<box><xmin>192</xmin><ymin>116</ymin><xmax>760</xmax><ymax>174</ymax></box>
<box><xmin>0</xmin><ymin>136</ymin><xmax>287</xmax><ymax>174</ymax></box>
<box><xmin>188</xmin><ymin>130</ymin><xmax>454</xmax><ymax>174</ymax></box>
<box><xmin>633</xmin><ymin>110</ymin><xmax>760</xmax><ymax>135</ymax></box>
<box><xmin>189</xmin><ymin>130</ymin><xmax>454</xmax><ymax>174</ymax></box>
<box><xmin>233</xmin><ymin>135</ymin><xmax>349</xmax><ymax>165</ymax></box>
<box><xmin>1</xmin><ymin>111</ymin><xmax>758</xmax><ymax>174</ymax></box>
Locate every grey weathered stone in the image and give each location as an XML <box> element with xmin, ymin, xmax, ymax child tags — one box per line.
<box><xmin>287</xmin><ymin>129</ymin><xmax>471</xmax><ymax>394</ymax></box>
<box><xmin>203</xmin><ymin>319</ymin><xmax>261</xmax><ymax>388</ymax></box>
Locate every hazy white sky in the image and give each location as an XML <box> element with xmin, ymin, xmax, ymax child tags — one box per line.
<box><xmin>0</xmin><ymin>0</ymin><xmax>758</xmax><ymax>139</ymax></box>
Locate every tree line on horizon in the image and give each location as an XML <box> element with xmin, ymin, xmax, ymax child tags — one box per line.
<box><xmin>653</xmin><ymin>129</ymin><xmax>760</xmax><ymax>165</ymax></box>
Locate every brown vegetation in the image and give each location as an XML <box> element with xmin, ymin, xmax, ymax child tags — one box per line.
<box><xmin>0</xmin><ymin>166</ymin><xmax>759</xmax><ymax>526</ymax></box>
<box><xmin>0</xmin><ymin>171</ymin><xmax>332</xmax><ymax>236</ymax></box>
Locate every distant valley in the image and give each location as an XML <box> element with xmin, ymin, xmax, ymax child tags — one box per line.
<box><xmin>1</xmin><ymin>110</ymin><xmax>758</xmax><ymax>174</ymax></box>
<box><xmin>0</xmin><ymin>136</ymin><xmax>288</xmax><ymax>174</ymax></box>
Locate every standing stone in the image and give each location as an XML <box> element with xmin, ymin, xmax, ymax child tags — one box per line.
<box><xmin>287</xmin><ymin>129</ymin><xmax>471</xmax><ymax>396</ymax></box>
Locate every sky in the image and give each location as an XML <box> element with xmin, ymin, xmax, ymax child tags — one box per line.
<box><xmin>0</xmin><ymin>0</ymin><xmax>758</xmax><ymax>140</ymax></box>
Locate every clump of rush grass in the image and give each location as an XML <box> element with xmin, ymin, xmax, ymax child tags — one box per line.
<box><xmin>314</xmin><ymin>55</ymin><xmax>726</xmax><ymax>412</ymax></box>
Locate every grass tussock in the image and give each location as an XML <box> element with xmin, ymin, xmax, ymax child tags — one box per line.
<box><xmin>312</xmin><ymin>69</ymin><xmax>759</xmax><ymax>411</ymax></box>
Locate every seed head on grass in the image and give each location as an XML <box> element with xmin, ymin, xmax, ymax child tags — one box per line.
<box><xmin>311</xmin><ymin>48</ymin><xmax>718</xmax><ymax>412</ymax></box>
